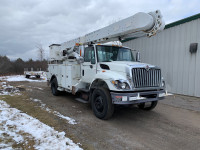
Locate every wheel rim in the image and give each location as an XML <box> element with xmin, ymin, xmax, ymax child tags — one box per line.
<box><xmin>94</xmin><ymin>96</ymin><xmax>104</xmax><ymax>113</ymax></box>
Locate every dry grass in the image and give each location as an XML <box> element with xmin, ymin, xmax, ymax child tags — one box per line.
<box><xmin>0</xmin><ymin>91</ymin><xmax>88</xmax><ymax>149</ymax></box>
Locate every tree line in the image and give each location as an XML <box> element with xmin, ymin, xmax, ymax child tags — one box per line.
<box><xmin>0</xmin><ymin>55</ymin><xmax>48</xmax><ymax>76</ymax></box>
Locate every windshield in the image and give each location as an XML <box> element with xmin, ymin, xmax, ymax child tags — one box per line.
<box><xmin>96</xmin><ymin>45</ymin><xmax>135</xmax><ymax>62</ymax></box>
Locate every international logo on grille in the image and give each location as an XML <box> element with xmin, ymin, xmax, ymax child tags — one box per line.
<box><xmin>145</xmin><ymin>65</ymin><xmax>150</xmax><ymax>71</ymax></box>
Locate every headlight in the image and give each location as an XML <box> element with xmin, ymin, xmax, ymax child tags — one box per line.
<box><xmin>161</xmin><ymin>80</ymin><xmax>165</xmax><ymax>87</ymax></box>
<box><xmin>111</xmin><ymin>79</ymin><xmax>130</xmax><ymax>90</ymax></box>
<box><xmin>161</xmin><ymin>77</ymin><xmax>165</xmax><ymax>88</ymax></box>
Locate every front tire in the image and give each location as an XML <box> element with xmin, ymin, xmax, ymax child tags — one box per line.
<box><xmin>51</xmin><ymin>78</ymin><xmax>59</xmax><ymax>96</ymax></box>
<box><xmin>91</xmin><ymin>88</ymin><xmax>114</xmax><ymax>120</ymax></box>
<box><xmin>137</xmin><ymin>101</ymin><xmax>158</xmax><ymax>110</ymax></box>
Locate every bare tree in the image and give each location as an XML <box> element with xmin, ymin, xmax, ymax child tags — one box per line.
<box><xmin>0</xmin><ymin>55</ymin><xmax>48</xmax><ymax>75</ymax></box>
<box><xmin>36</xmin><ymin>43</ymin><xmax>45</xmax><ymax>61</ymax></box>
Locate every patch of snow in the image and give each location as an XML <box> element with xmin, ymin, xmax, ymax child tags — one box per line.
<box><xmin>0</xmin><ymin>75</ymin><xmax>46</xmax><ymax>82</ymax></box>
<box><xmin>32</xmin><ymin>98</ymin><xmax>77</xmax><ymax>125</ymax></box>
<box><xmin>36</xmin><ymin>87</ymin><xmax>43</xmax><ymax>90</ymax></box>
<box><xmin>27</xmin><ymin>89</ymin><xmax>33</xmax><ymax>92</ymax></box>
<box><xmin>53</xmin><ymin>111</ymin><xmax>77</xmax><ymax>125</ymax></box>
<box><xmin>0</xmin><ymin>100</ymin><xmax>82</xmax><ymax>150</ymax></box>
<box><xmin>0</xmin><ymin>143</ymin><xmax>13</xmax><ymax>150</ymax></box>
<box><xmin>0</xmin><ymin>82</ymin><xmax>21</xmax><ymax>96</ymax></box>
<box><xmin>165</xmin><ymin>91</ymin><xmax>173</xmax><ymax>96</ymax></box>
<box><xmin>0</xmin><ymin>82</ymin><xmax>6</xmax><ymax>85</ymax></box>
<box><xmin>167</xmin><ymin>93</ymin><xmax>173</xmax><ymax>96</ymax></box>
<box><xmin>33</xmin><ymin>87</ymin><xmax>43</xmax><ymax>90</ymax></box>
<box><xmin>32</xmin><ymin>99</ymin><xmax>41</xmax><ymax>103</ymax></box>
<box><xmin>45</xmin><ymin>107</ymin><xmax>51</xmax><ymax>113</ymax></box>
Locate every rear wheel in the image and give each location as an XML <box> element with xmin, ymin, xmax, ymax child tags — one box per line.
<box><xmin>91</xmin><ymin>88</ymin><xmax>114</xmax><ymax>119</ymax></box>
<box><xmin>25</xmin><ymin>75</ymin><xmax>30</xmax><ymax>78</ymax></box>
<box><xmin>137</xmin><ymin>101</ymin><xmax>158</xmax><ymax>110</ymax></box>
<box><xmin>36</xmin><ymin>75</ymin><xmax>40</xmax><ymax>78</ymax></box>
<box><xmin>51</xmin><ymin>78</ymin><xmax>59</xmax><ymax>96</ymax></box>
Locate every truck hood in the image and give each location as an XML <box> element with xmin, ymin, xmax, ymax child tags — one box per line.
<box><xmin>100</xmin><ymin>61</ymin><xmax>157</xmax><ymax>73</ymax></box>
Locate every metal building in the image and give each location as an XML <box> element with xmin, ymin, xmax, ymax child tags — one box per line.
<box><xmin>123</xmin><ymin>14</ymin><xmax>200</xmax><ymax>97</ymax></box>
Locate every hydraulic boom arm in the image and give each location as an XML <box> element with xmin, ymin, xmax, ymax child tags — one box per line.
<box><xmin>61</xmin><ymin>10</ymin><xmax>165</xmax><ymax>50</ymax></box>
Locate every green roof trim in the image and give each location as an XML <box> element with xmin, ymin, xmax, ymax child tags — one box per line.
<box><xmin>165</xmin><ymin>13</ymin><xmax>200</xmax><ymax>29</ymax></box>
<box><xmin>122</xmin><ymin>13</ymin><xmax>200</xmax><ymax>43</ymax></box>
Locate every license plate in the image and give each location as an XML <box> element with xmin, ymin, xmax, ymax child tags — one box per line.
<box><xmin>129</xmin><ymin>96</ymin><xmax>145</xmax><ymax>101</ymax></box>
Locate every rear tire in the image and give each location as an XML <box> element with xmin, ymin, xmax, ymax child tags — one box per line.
<box><xmin>91</xmin><ymin>88</ymin><xmax>114</xmax><ymax>119</ymax></box>
<box><xmin>51</xmin><ymin>78</ymin><xmax>59</xmax><ymax>96</ymax></box>
<box><xmin>137</xmin><ymin>101</ymin><xmax>158</xmax><ymax>110</ymax></box>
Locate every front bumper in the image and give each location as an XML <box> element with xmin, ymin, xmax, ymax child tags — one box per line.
<box><xmin>110</xmin><ymin>89</ymin><xmax>166</xmax><ymax>105</ymax></box>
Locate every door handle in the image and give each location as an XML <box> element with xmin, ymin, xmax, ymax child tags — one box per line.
<box><xmin>90</xmin><ymin>65</ymin><xmax>93</xmax><ymax>69</ymax></box>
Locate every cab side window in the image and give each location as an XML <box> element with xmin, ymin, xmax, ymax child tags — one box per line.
<box><xmin>84</xmin><ymin>46</ymin><xmax>95</xmax><ymax>64</ymax></box>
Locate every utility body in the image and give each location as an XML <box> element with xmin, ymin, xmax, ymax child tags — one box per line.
<box><xmin>47</xmin><ymin>10</ymin><xmax>167</xmax><ymax>119</ymax></box>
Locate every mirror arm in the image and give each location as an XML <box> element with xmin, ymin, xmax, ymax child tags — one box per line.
<box><xmin>136</xmin><ymin>51</ymin><xmax>141</xmax><ymax>62</ymax></box>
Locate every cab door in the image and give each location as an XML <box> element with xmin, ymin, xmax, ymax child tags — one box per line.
<box><xmin>81</xmin><ymin>46</ymin><xmax>96</xmax><ymax>83</ymax></box>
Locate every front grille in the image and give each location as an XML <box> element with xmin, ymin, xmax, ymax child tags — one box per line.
<box><xmin>132</xmin><ymin>68</ymin><xmax>161</xmax><ymax>88</ymax></box>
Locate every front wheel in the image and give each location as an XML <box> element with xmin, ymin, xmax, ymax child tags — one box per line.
<box><xmin>137</xmin><ymin>101</ymin><xmax>158</xmax><ymax>110</ymax></box>
<box><xmin>91</xmin><ymin>88</ymin><xmax>114</xmax><ymax>120</ymax></box>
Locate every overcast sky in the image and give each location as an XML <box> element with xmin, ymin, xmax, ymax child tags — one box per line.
<box><xmin>0</xmin><ymin>0</ymin><xmax>200</xmax><ymax>60</ymax></box>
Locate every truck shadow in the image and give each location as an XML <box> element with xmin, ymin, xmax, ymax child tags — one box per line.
<box><xmin>49</xmin><ymin>90</ymin><xmax>164</xmax><ymax>122</ymax></box>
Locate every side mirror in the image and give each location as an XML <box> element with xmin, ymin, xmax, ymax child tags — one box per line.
<box><xmin>77</xmin><ymin>57</ymin><xmax>84</xmax><ymax>64</ymax></box>
<box><xmin>136</xmin><ymin>52</ymin><xmax>141</xmax><ymax>62</ymax></box>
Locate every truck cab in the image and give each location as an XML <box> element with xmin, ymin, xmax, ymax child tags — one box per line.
<box><xmin>82</xmin><ymin>43</ymin><xmax>166</xmax><ymax>103</ymax></box>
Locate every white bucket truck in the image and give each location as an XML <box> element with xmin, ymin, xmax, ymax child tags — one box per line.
<box><xmin>47</xmin><ymin>10</ymin><xmax>167</xmax><ymax>119</ymax></box>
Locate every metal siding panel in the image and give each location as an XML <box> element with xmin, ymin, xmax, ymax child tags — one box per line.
<box><xmin>186</xmin><ymin>21</ymin><xmax>195</xmax><ymax>96</ymax></box>
<box><xmin>177</xmin><ymin>24</ymin><xmax>185</xmax><ymax>94</ymax></box>
<box><xmin>172</xmin><ymin>25</ymin><xmax>180</xmax><ymax>94</ymax></box>
<box><xmin>172</xmin><ymin>26</ymin><xmax>178</xmax><ymax>93</ymax></box>
<box><xmin>141</xmin><ymin>38</ymin><xmax>145</xmax><ymax>62</ymax></box>
<box><xmin>181</xmin><ymin>22</ymin><xmax>190</xmax><ymax>95</ymax></box>
<box><xmin>154</xmin><ymin>34</ymin><xmax>161</xmax><ymax>66</ymax></box>
<box><xmin>162</xmin><ymin>29</ymin><xmax>170</xmax><ymax>89</ymax></box>
<box><xmin>143</xmin><ymin>37</ymin><xmax>148</xmax><ymax>62</ymax></box>
<box><xmin>167</xmin><ymin>28</ymin><xmax>174</xmax><ymax>92</ymax></box>
<box><xmin>138</xmin><ymin>39</ymin><xmax>143</xmax><ymax>61</ymax></box>
<box><xmin>125</xmin><ymin>41</ymin><xmax>129</xmax><ymax>48</ymax></box>
<box><xmin>150</xmin><ymin>37</ymin><xmax>154</xmax><ymax>64</ymax></box>
<box><xmin>188</xmin><ymin>21</ymin><xmax>197</xmax><ymax>96</ymax></box>
<box><xmin>158</xmin><ymin>31</ymin><xmax>164</xmax><ymax>79</ymax></box>
<box><xmin>154</xmin><ymin>36</ymin><xmax>158</xmax><ymax>65</ymax></box>
<box><xmin>195</xmin><ymin>19</ymin><xmax>200</xmax><ymax>97</ymax></box>
<box><xmin>157</xmin><ymin>32</ymin><xmax>163</xmax><ymax>69</ymax></box>
<box><xmin>170</xmin><ymin>27</ymin><xmax>175</xmax><ymax>93</ymax></box>
<box><xmin>150</xmin><ymin>36</ymin><xmax>154</xmax><ymax>64</ymax></box>
<box><xmin>143</xmin><ymin>37</ymin><xmax>149</xmax><ymax>63</ymax></box>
